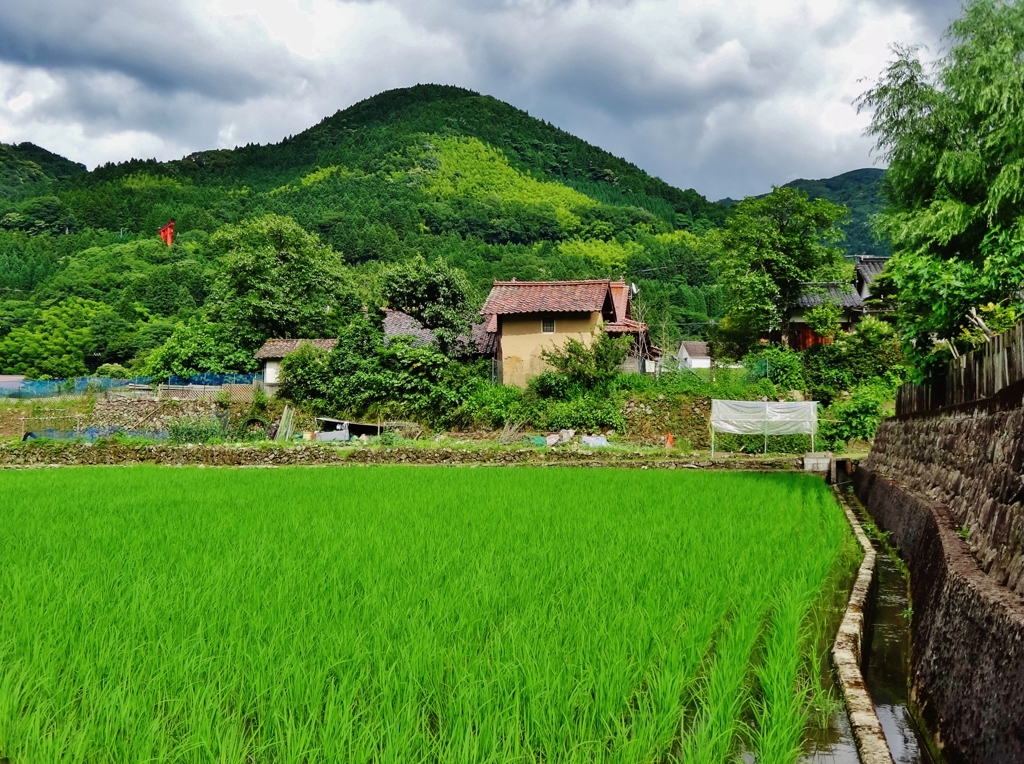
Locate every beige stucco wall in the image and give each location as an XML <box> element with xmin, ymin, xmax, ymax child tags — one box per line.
<box><xmin>499</xmin><ymin>312</ymin><xmax>601</xmax><ymax>387</ymax></box>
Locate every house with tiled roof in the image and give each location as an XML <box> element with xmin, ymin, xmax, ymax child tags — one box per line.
<box><xmin>255</xmin><ymin>310</ymin><xmax>498</xmax><ymax>396</ymax></box>
<box><xmin>479</xmin><ymin>279</ymin><xmax>656</xmax><ymax>387</ymax></box>
<box><xmin>854</xmin><ymin>255</ymin><xmax>887</xmax><ymax>300</ymax></box>
<box><xmin>255</xmin><ymin>338</ymin><xmax>338</xmax><ymax>396</ymax></box>
<box><xmin>786</xmin><ymin>255</ymin><xmax>889</xmax><ymax>350</ymax></box>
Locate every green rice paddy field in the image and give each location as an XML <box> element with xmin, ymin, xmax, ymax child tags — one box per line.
<box><xmin>0</xmin><ymin>467</ymin><xmax>857</xmax><ymax>764</ymax></box>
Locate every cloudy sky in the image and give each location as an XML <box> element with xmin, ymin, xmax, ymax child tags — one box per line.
<box><xmin>0</xmin><ymin>0</ymin><xmax>962</xmax><ymax>199</ymax></box>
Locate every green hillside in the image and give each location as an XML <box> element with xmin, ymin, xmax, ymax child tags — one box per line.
<box><xmin>0</xmin><ymin>85</ymin><xmax>726</xmax><ymax>377</ymax></box>
<box><xmin>783</xmin><ymin>168</ymin><xmax>889</xmax><ymax>257</ymax></box>
<box><xmin>0</xmin><ymin>142</ymin><xmax>86</xmax><ymax>199</ymax></box>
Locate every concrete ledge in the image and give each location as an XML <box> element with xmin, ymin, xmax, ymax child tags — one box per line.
<box><xmin>831</xmin><ymin>486</ymin><xmax>895</xmax><ymax>764</ymax></box>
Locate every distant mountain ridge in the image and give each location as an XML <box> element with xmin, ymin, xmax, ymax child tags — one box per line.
<box><xmin>718</xmin><ymin>168</ymin><xmax>889</xmax><ymax>258</ymax></box>
<box><xmin>0</xmin><ymin>142</ymin><xmax>86</xmax><ymax>198</ymax></box>
<box><xmin>783</xmin><ymin>168</ymin><xmax>888</xmax><ymax>258</ymax></box>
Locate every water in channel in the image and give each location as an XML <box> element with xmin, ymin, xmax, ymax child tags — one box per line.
<box><xmin>859</xmin><ymin>540</ymin><xmax>937</xmax><ymax>764</ymax></box>
<box><xmin>798</xmin><ymin>492</ymin><xmax>939</xmax><ymax>764</ymax></box>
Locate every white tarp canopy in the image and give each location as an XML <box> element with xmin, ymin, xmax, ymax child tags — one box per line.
<box><xmin>710</xmin><ymin>400</ymin><xmax>818</xmax><ymax>453</ymax></box>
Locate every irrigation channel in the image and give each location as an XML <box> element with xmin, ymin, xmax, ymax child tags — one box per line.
<box><xmin>799</xmin><ymin>478</ymin><xmax>939</xmax><ymax>764</ymax></box>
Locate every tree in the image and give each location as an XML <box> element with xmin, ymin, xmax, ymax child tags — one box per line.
<box><xmin>539</xmin><ymin>331</ymin><xmax>633</xmax><ymax>390</ymax></box>
<box><xmin>708</xmin><ymin>187</ymin><xmax>848</xmax><ymax>356</ymax></box>
<box><xmin>141</xmin><ymin>318</ymin><xmax>254</xmax><ymax>378</ymax></box>
<box><xmin>859</xmin><ymin>0</ymin><xmax>1024</xmax><ymax>375</ymax></box>
<box><xmin>204</xmin><ymin>215</ymin><xmax>360</xmax><ymax>352</ymax></box>
<box><xmin>380</xmin><ymin>255</ymin><xmax>475</xmax><ymax>353</ymax></box>
<box><xmin>279</xmin><ymin>314</ymin><xmax>485</xmax><ymax>423</ymax></box>
<box><xmin>0</xmin><ymin>298</ymin><xmax>112</xmax><ymax>378</ymax></box>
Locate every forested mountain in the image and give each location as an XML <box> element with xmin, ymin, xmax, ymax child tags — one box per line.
<box><xmin>0</xmin><ymin>142</ymin><xmax>86</xmax><ymax>199</ymax></box>
<box><xmin>783</xmin><ymin>168</ymin><xmax>888</xmax><ymax>257</ymax></box>
<box><xmin>0</xmin><ymin>85</ymin><xmax>727</xmax><ymax>378</ymax></box>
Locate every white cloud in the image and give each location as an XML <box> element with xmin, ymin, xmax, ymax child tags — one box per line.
<box><xmin>0</xmin><ymin>0</ymin><xmax>958</xmax><ymax>198</ymax></box>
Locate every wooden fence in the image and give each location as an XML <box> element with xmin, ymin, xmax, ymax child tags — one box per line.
<box><xmin>896</xmin><ymin>322</ymin><xmax>1024</xmax><ymax>417</ymax></box>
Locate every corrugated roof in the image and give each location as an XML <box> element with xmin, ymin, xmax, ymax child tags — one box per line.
<box><xmin>795</xmin><ymin>283</ymin><xmax>864</xmax><ymax>309</ymax></box>
<box><xmin>254</xmin><ymin>338</ymin><xmax>337</xmax><ymax>360</ymax></box>
<box><xmin>679</xmin><ymin>341</ymin><xmax>709</xmax><ymax>359</ymax></box>
<box><xmin>480</xmin><ymin>280</ymin><xmax>613</xmax><ymax>315</ymax></box>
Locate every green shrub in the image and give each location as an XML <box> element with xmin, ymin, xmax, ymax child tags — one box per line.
<box><xmin>168</xmin><ymin>417</ymin><xmax>225</xmax><ymax>444</ymax></box>
<box><xmin>743</xmin><ymin>345</ymin><xmax>806</xmax><ymax>392</ymax></box>
<box><xmin>528</xmin><ymin>371</ymin><xmax>581</xmax><ymax>401</ymax></box>
<box><xmin>818</xmin><ymin>383</ymin><xmax>891</xmax><ymax>452</ymax></box>
<box><xmin>94</xmin><ymin>363</ymin><xmax>131</xmax><ymax>379</ymax></box>
<box><xmin>534</xmin><ymin>394</ymin><xmax>625</xmax><ymax>433</ymax></box>
<box><xmin>540</xmin><ymin>332</ymin><xmax>632</xmax><ymax>390</ymax></box>
<box><xmin>464</xmin><ymin>384</ymin><xmax>530</xmax><ymax>429</ymax></box>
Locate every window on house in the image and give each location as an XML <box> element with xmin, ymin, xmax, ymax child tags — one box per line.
<box><xmin>542</xmin><ymin>318</ymin><xmax>555</xmax><ymax>334</ymax></box>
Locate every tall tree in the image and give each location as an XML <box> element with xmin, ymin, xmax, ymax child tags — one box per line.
<box><xmin>380</xmin><ymin>255</ymin><xmax>475</xmax><ymax>353</ymax></box>
<box><xmin>204</xmin><ymin>214</ymin><xmax>360</xmax><ymax>352</ymax></box>
<box><xmin>709</xmin><ymin>186</ymin><xmax>848</xmax><ymax>356</ymax></box>
<box><xmin>859</xmin><ymin>0</ymin><xmax>1024</xmax><ymax>375</ymax></box>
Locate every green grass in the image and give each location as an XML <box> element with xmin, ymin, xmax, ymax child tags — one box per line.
<box><xmin>0</xmin><ymin>467</ymin><xmax>856</xmax><ymax>763</ymax></box>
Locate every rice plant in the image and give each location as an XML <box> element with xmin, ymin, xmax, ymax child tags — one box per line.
<box><xmin>0</xmin><ymin>467</ymin><xmax>853</xmax><ymax>763</ymax></box>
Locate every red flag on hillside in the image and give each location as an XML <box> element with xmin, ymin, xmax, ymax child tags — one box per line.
<box><xmin>158</xmin><ymin>219</ymin><xmax>175</xmax><ymax>246</ymax></box>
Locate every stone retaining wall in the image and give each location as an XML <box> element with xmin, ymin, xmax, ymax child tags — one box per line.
<box><xmin>0</xmin><ymin>441</ymin><xmax>803</xmax><ymax>470</ymax></box>
<box><xmin>866</xmin><ymin>378</ymin><xmax>1024</xmax><ymax>596</ymax></box>
<box><xmin>86</xmin><ymin>399</ymin><xmax>217</xmax><ymax>431</ymax></box>
<box><xmin>855</xmin><ymin>468</ymin><xmax>1024</xmax><ymax>764</ymax></box>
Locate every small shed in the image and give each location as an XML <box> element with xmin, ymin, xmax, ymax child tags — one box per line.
<box><xmin>678</xmin><ymin>341</ymin><xmax>711</xmax><ymax>369</ymax></box>
<box><xmin>254</xmin><ymin>339</ymin><xmax>337</xmax><ymax>397</ymax></box>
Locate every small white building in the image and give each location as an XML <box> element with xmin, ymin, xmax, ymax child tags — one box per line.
<box><xmin>678</xmin><ymin>341</ymin><xmax>712</xmax><ymax>369</ymax></box>
<box><xmin>254</xmin><ymin>339</ymin><xmax>337</xmax><ymax>397</ymax></box>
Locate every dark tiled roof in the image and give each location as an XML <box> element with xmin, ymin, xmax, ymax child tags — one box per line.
<box><xmin>471</xmin><ymin>323</ymin><xmax>498</xmax><ymax>356</ymax></box>
<box><xmin>480</xmin><ymin>280</ymin><xmax>612</xmax><ymax>315</ymax></box>
<box><xmin>382</xmin><ymin>308</ymin><xmax>436</xmax><ymax>347</ymax></box>
<box><xmin>679</xmin><ymin>341</ymin><xmax>710</xmax><ymax>359</ymax></box>
<box><xmin>384</xmin><ymin>309</ymin><xmax>497</xmax><ymax>356</ymax></box>
<box><xmin>254</xmin><ymin>338</ymin><xmax>337</xmax><ymax>360</ymax></box>
<box><xmin>795</xmin><ymin>283</ymin><xmax>864</xmax><ymax>309</ymax></box>
<box><xmin>856</xmin><ymin>253</ymin><xmax>888</xmax><ymax>280</ymax></box>
<box><xmin>854</xmin><ymin>255</ymin><xmax>888</xmax><ymax>288</ymax></box>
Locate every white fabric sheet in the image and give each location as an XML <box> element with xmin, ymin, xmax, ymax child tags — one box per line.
<box><xmin>710</xmin><ymin>400</ymin><xmax>817</xmax><ymax>436</ymax></box>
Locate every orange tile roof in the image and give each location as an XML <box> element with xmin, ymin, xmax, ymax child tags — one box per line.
<box><xmin>604</xmin><ymin>317</ymin><xmax>648</xmax><ymax>334</ymax></box>
<box><xmin>609</xmin><ymin>281</ymin><xmax>630</xmax><ymax>322</ymax></box>
<box><xmin>480</xmin><ymin>280</ymin><xmax>613</xmax><ymax>316</ymax></box>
